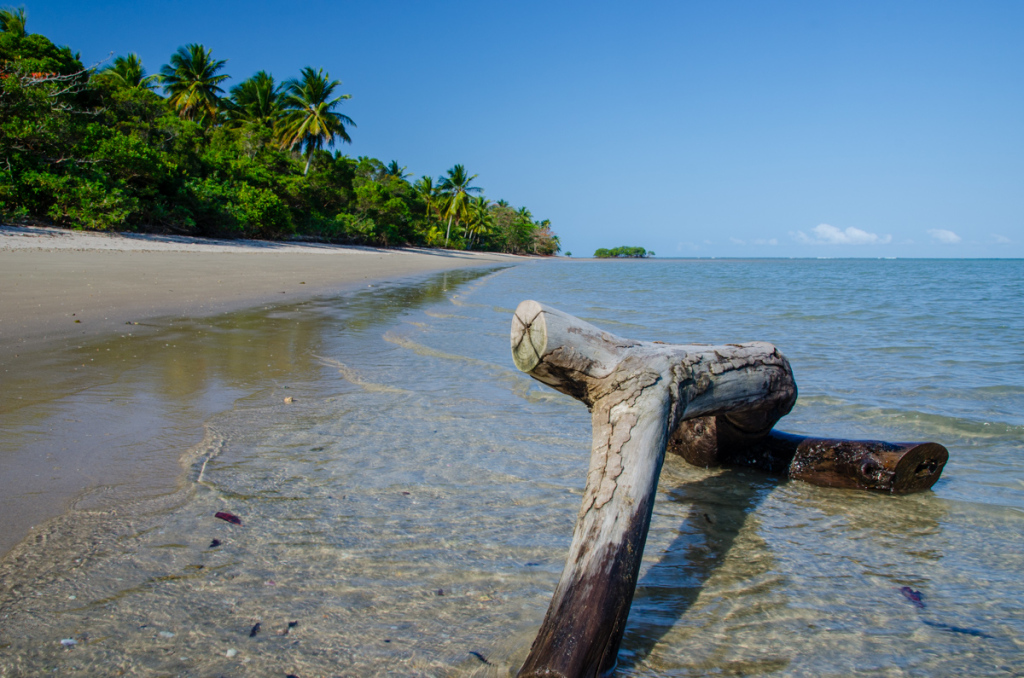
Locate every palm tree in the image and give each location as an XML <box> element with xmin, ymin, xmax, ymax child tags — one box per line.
<box><xmin>224</xmin><ymin>70</ymin><xmax>283</xmax><ymax>127</ymax></box>
<box><xmin>159</xmin><ymin>44</ymin><xmax>229</xmax><ymax>124</ymax></box>
<box><xmin>414</xmin><ymin>175</ymin><xmax>441</xmax><ymax>222</ymax></box>
<box><xmin>465</xmin><ymin>195</ymin><xmax>493</xmax><ymax>249</ymax></box>
<box><xmin>96</xmin><ymin>53</ymin><xmax>157</xmax><ymax>90</ymax></box>
<box><xmin>0</xmin><ymin>6</ymin><xmax>26</xmax><ymax>37</ymax></box>
<box><xmin>437</xmin><ymin>164</ymin><xmax>481</xmax><ymax>247</ymax></box>
<box><xmin>510</xmin><ymin>206</ymin><xmax>536</xmax><ymax>254</ymax></box>
<box><xmin>279</xmin><ymin>67</ymin><xmax>355</xmax><ymax>175</ymax></box>
<box><xmin>385</xmin><ymin>160</ymin><xmax>409</xmax><ymax>180</ymax></box>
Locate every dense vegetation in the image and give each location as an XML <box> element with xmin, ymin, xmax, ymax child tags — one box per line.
<box><xmin>0</xmin><ymin>9</ymin><xmax>560</xmax><ymax>254</ymax></box>
<box><xmin>593</xmin><ymin>246</ymin><xmax>653</xmax><ymax>258</ymax></box>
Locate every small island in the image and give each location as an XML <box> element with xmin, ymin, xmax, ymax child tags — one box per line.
<box><xmin>593</xmin><ymin>246</ymin><xmax>654</xmax><ymax>258</ymax></box>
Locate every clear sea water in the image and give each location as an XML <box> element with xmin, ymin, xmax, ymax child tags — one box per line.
<box><xmin>1</xmin><ymin>259</ymin><xmax>1022</xmax><ymax>676</ymax></box>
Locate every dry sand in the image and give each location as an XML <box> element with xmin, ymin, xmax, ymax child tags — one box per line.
<box><xmin>0</xmin><ymin>225</ymin><xmax>527</xmax><ymax>351</ymax></box>
<box><xmin>0</xmin><ymin>225</ymin><xmax>533</xmax><ymax>558</ymax></box>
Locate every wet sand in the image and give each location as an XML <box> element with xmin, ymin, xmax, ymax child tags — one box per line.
<box><xmin>0</xmin><ymin>226</ymin><xmax>531</xmax><ymax>558</ymax></box>
<box><xmin>0</xmin><ymin>225</ymin><xmax>526</xmax><ymax>352</ymax></box>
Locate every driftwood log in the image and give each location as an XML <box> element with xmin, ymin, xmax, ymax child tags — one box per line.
<box><xmin>669</xmin><ymin>416</ymin><xmax>947</xmax><ymax>494</ymax></box>
<box><xmin>510</xmin><ymin>300</ymin><xmax>947</xmax><ymax>678</ymax></box>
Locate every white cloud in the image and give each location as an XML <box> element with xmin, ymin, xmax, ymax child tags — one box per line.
<box><xmin>729</xmin><ymin>237</ymin><xmax>746</xmax><ymax>245</ymax></box>
<box><xmin>928</xmin><ymin>229</ymin><xmax>961</xmax><ymax>244</ymax></box>
<box><xmin>753</xmin><ymin>238</ymin><xmax>779</xmax><ymax>246</ymax></box>
<box><xmin>793</xmin><ymin>223</ymin><xmax>892</xmax><ymax>245</ymax></box>
<box><xmin>993</xmin><ymin>234</ymin><xmax>1012</xmax><ymax>244</ymax></box>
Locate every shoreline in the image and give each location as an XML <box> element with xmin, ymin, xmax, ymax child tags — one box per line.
<box><xmin>0</xmin><ymin>225</ymin><xmax>535</xmax><ymax>559</ymax></box>
<box><xmin>0</xmin><ymin>225</ymin><xmax>532</xmax><ymax>352</ymax></box>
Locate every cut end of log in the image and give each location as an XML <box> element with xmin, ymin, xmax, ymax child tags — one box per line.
<box><xmin>787</xmin><ymin>437</ymin><xmax>949</xmax><ymax>494</ymax></box>
<box><xmin>511</xmin><ymin>300</ymin><xmax>547</xmax><ymax>373</ymax></box>
<box><xmin>890</xmin><ymin>442</ymin><xmax>948</xmax><ymax>494</ymax></box>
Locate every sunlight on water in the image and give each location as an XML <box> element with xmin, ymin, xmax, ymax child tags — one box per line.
<box><xmin>1</xmin><ymin>260</ymin><xmax>1022</xmax><ymax>676</ymax></box>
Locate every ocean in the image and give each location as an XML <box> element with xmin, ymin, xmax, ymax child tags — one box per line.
<box><xmin>1</xmin><ymin>258</ymin><xmax>1022</xmax><ymax>676</ymax></box>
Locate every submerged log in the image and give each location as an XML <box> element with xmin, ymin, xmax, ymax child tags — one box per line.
<box><xmin>668</xmin><ymin>416</ymin><xmax>947</xmax><ymax>494</ymax></box>
<box><xmin>511</xmin><ymin>300</ymin><xmax>796</xmax><ymax>678</ymax></box>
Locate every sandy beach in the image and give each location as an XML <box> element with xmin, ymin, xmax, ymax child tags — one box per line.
<box><xmin>0</xmin><ymin>225</ymin><xmax>527</xmax><ymax>352</ymax></box>
<box><xmin>0</xmin><ymin>225</ymin><xmax>531</xmax><ymax>558</ymax></box>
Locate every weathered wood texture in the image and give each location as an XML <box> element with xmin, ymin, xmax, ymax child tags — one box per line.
<box><xmin>511</xmin><ymin>300</ymin><xmax>796</xmax><ymax>678</ymax></box>
<box><xmin>669</xmin><ymin>416</ymin><xmax>947</xmax><ymax>494</ymax></box>
<box><xmin>510</xmin><ymin>300</ymin><xmax>949</xmax><ymax>677</ymax></box>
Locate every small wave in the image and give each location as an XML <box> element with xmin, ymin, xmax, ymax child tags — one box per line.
<box><xmin>970</xmin><ymin>384</ymin><xmax>1024</xmax><ymax>396</ymax></box>
<box><xmin>800</xmin><ymin>401</ymin><xmax>1024</xmax><ymax>440</ymax></box>
<box><xmin>447</xmin><ymin>293</ymin><xmax>489</xmax><ymax>309</ymax></box>
<box><xmin>577</xmin><ymin>315</ymin><xmax>649</xmax><ymax>331</ymax></box>
<box><xmin>382</xmin><ymin>331</ymin><xmax>485</xmax><ymax>363</ymax></box>
<box><xmin>381</xmin><ymin>331</ymin><xmax>570</xmax><ymax>407</ymax></box>
<box><xmin>424</xmin><ymin>310</ymin><xmax>468</xmax><ymax>319</ymax></box>
<box><xmin>311</xmin><ymin>354</ymin><xmax>408</xmax><ymax>394</ymax></box>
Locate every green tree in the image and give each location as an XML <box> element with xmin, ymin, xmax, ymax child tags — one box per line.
<box><xmin>532</xmin><ymin>219</ymin><xmax>560</xmax><ymax>255</ymax></box>
<box><xmin>465</xmin><ymin>194</ymin><xmax>492</xmax><ymax>249</ymax></box>
<box><xmin>279</xmin><ymin>67</ymin><xmax>354</xmax><ymax>175</ymax></box>
<box><xmin>594</xmin><ymin>246</ymin><xmax>648</xmax><ymax>258</ymax></box>
<box><xmin>95</xmin><ymin>54</ymin><xmax>157</xmax><ymax>90</ymax></box>
<box><xmin>159</xmin><ymin>44</ymin><xmax>229</xmax><ymax>124</ymax></box>
<box><xmin>413</xmin><ymin>175</ymin><xmax>440</xmax><ymax>222</ymax></box>
<box><xmin>385</xmin><ymin>160</ymin><xmax>409</xmax><ymax>179</ymax></box>
<box><xmin>437</xmin><ymin>163</ymin><xmax>480</xmax><ymax>247</ymax></box>
<box><xmin>224</xmin><ymin>70</ymin><xmax>282</xmax><ymax>126</ymax></box>
<box><xmin>0</xmin><ymin>22</ymin><xmax>564</xmax><ymax>250</ymax></box>
<box><xmin>507</xmin><ymin>206</ymin><xmax>536</xmax><ymax>253</ymax></box>
<box><xmin>0</xmin><ymin>5</ymin><xmax>26</xmax><ymax>37</ymax></box>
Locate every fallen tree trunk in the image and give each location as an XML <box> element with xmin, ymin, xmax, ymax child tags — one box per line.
<box><xmin>510</xmin><ymin>300</ymin><xmax>948</xmax><ymax>677</ymax></box>
<box><xmin>511</xmin><ymin>300</ymin><xmax>796</xmax><ymax>678</ymax></box>
<box><xmin>668</xmin><ymin>416</ymin><xmax>947</xmax><ymax>494</ymax></box>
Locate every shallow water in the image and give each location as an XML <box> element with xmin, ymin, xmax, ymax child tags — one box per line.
<box><xmin>1</xmin><ymin>259</ymin><xmax>1022</xmax><ymax>676</ymax></box>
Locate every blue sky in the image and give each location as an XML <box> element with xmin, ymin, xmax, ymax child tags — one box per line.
<box><xmin>30</xmin><ymin>1</ymin><xmax>1024</xmax><ymax>257</ymax></box>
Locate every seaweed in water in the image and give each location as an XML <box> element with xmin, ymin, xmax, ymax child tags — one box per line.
<box><xmin>899</xmin><ymin>586</ymin><xmax>924</xmax><ymax>608</ymax></box>
<box><xmin>469</xmin><ymin>651</ymin><xmax>492</xmax><ymax>665</ymax></box>
<box><xmin>215</xmin><ymin>511</ymin><xmax>242</xmax><ymax>526</ymax></box>
<box><xmin>922</xmin><ymin>619</ymin><xmax>994</xmax><ymax>639</ymax></box>
<box><xmin>249</xmin><ymin>622</ymin><xmax>261</xmax><ymax>637</ymax></box>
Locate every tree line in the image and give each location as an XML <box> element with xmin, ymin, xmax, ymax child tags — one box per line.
<box><xmin>0</xmin><ymin>8</ymin><xmax>560</xmax><ymax>254</ymax></box>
